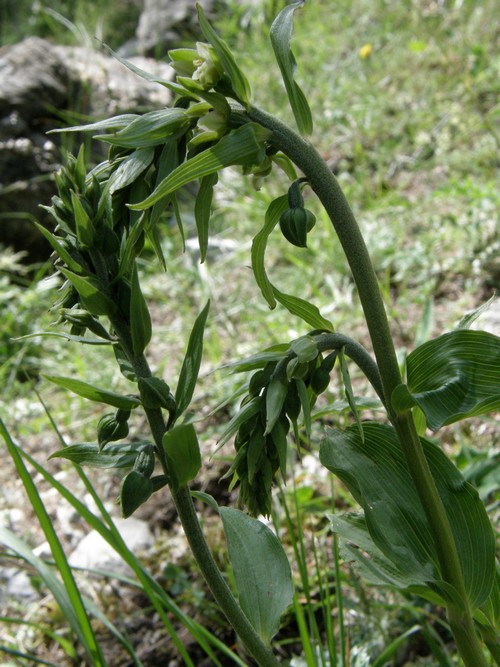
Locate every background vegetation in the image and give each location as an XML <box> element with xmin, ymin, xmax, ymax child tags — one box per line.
<box><xmin>1</xmin><ymin>0</ymin><xmax>498</xmax><ymax>664</ymax></box>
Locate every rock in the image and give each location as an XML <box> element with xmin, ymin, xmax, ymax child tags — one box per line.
<box><xmin>69</xmin><ymin>517</ymin><xmax>154</xmax><ymax>572</ymax></box>
<box><xmin>0</xmin><ymin>37</ymin><xmax>173</xmax><ymax>262</ymax></box>
<box><xmin>134</xmin><ymin>0</ymin><xmax>218</xmax><ymax>57</ymax></box>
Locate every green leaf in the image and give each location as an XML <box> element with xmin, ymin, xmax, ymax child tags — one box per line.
<box><xmin>48</xmin><ymin>114</ymin><xmax>139</xmax><ymax>135</ymax></box>
<box><xmin>219</xmin><ymin>507</ymin><xmax>293</xmax><ymax>644</ymax></box>
<box><xmin>272</xmin><ymin>286</ymin><xmax>333</xmax><ymax>331</ymax></box>
<box><xmin>49</xmin><ymin>442</ymin><xmax>145</xmax><ymax>469</ymax></box>
<box><xmin>95</xmin><ymin>108</ymin><xmax>190</xmax><ymax>148</ymax></box>
<box><xmin>296</xmin><ymin>378</ymin><xmax>311</xmax><ymax>438</ymax></box>
<box><xmin>58</xmin><ymin>268</ymin><xmax>117</xmax><ymax>317</ymax></box>
<box><xmin>108</xmin><ymin>147</ymin><xmax>155</xmax><ymax>194</ymax></box>
<box><xmin>71</xmin><ymin>191</ymin><xmax>94</xmax><ymax>248</ymax></box>
<box><xmin>265</xmin><ymin>377</ymin><xmax>287</xmax><ymax>435</ymax></box>
<box><xmin>290</xmin><ymin>335</ymin><xmax>318</xmax><ymax>363</ymax></box>
<box><xmin>196</xmin><ymin>3</ymin><xmax>252</xmax><ymax>106</ymax></box>
<box><xmin>251</xmin><ymin>195</ymin><xmax>289</xmax><ymax>309</ymax></box>
<box><xmin>394</xmin><ymin>330</ymin><xmax>500</xmax><ymax>431</ymax></box>
<box><xmin>320</xmin><ymin>422</ymin><xmax>496</xmax><ymax>607</ymax></box>
<box><xmin>129</xmin><ymin>124</ymin><xmax>270</xmax><ymax>210</ymax></box>
<box><xmin>216</xmin><ymin>396</ymin><xmax>263</xmax><ymax>448</ymax></box>
<box><xmin>338</xmin><ymin>348</ymin><xmax>364</xmax><ymax>442</ymax></box>
<box><xmin>33</xmin><ymin>223</ymin><xmax>83</xmax><ymax>273</ymax></box>
<box><xmin>130</xmin><ymin>264</ymin><xmax>152</xmax><ymax>355</ymax></box>
<box><xmin>138</xmin><ymin>377</ymin><xmax>174</xmax><ymax>411</ymax></box>
<box><xmin>174</xmin><ymin>300</ymin><xmax>210</xmax><ymax>418</ymax></box>
<box><xmin>162</xmin><ymin>423</ymin><xmax>202</xmax><ymax>492</ymax></box>
<box><xmin>270</xmin><ymin>1</ymin><xmax>313</xmax><ymax>136</ymax></box>
<box><xmin>456</xmin><ymin>295</ymin><xmax>497</xmax><ymax>330</ymax></box>
<box><xmin>120</xmin><ymin>470</ymin><xmax>153</xmax><ymax>517</ymax></box>
<box><xmin>194</xmin><ymin>173</ymin><xmax>218</xmax><ymax>262</ymax></box>
<box><xmin>43</xmin><ymin>375</ymin><xmax>140</xmax><ymax>409</ymax></box>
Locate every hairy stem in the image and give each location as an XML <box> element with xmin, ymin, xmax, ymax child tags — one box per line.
<box><xmin>241</xmin><ymin>105</ymin><xmax>488</xmax><ymax>666</ymax></box>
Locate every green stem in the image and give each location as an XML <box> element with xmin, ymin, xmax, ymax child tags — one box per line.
<box><xmin>242</xmin><ymin>105</ymin><xmax>488</xmax><ymax>666</ymax></box>
<box><xmin>110</xmin><ymin>314</ymin><xmax>280</xmax><ymax>667</ymax></box>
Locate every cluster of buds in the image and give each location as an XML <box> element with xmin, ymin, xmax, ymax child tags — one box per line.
<box><xmin>226</xmin><ymin>335</ymin><xmax>337</xmax><ymax>516</ymax></box>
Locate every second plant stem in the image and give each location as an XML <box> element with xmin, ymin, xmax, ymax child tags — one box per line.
<box><xmin>243</xmin><ymin>105</ymin><xmax>488</xmax><ymax>667</ymax></box>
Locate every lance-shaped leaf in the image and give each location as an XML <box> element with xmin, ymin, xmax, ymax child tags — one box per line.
<box><xmin>197</xmin><ymin>3</ymin><xmax>251</xmax><ymax>107</ymax></box>
<box><xmin>320</xmin><ymin>422</ymin><xmax>496</xmax><ymax>608</ymax></box>
<box><xmin>251</xmin><ymin>194</ymin><xmax>289</xmax><ymax>309</ymax></box>
<box><xmin>219</xmin><ymin>507</ymin><xmax>293</xmax><ymax>644</ymax></box>
<box><xmin>48</xmin><ymin>114</ymin><xmax>139</xmax><ymax>135</ymax></box>
<box><xmin>108</xmin><ymin>147</ymin><xmax>155</xmax><ymax>194</ymax></box>
<box><xmin>129</xmin><ymin>264</ymin><xmax>152</xmax><ymax>356</ymax></box>
<box><xmin>270</xmin><ymin>1</ymin><xmax>313</xmax><ymax>136</ymax></box>
<box><xmin>194</xmin><ymin>172</ymin><xmax>218</xmax><ymax>262</ymax></box>
<box><xmin>58</xmin><ymin>268</ymin><xmax>117</xmax><ymax>317</ymax></box>
<box><xmin>95</xmin><ymin>108</ymin><xmax>190</xmax><ymax>148</ymax></box>
<box><xmin>265</xmin><ymin>376</ymin><xmax>287</xmax><ymax>435</ymax></box>
<box><xmin>33</xmin><ymin>223</ymin><xmax>83</xmax><ymax>273</ymax></box>
<box><xmin>43</xmin><ymin>375</ymin><xmax>140</xmax><ymax>410</ymax></box>
<box><xmin>129</xmin><ymin>123</ymin><xmax>271</xmax><ymax>210</ymax></box>
<box><xmin>174</xmin><ymin>300</ymin><xmax>210</xmax><ymax>418</ymax></box>
<box><xmin>49</xmin><ymin>442</ymin><xmax>146</xmax><ymax>469</ymax></box>
<box><xmin>273</xmin><ymin>287</ymin><xmax>333</xmax><ymax>331</ymax></box>
<box><xmin>71</xmin><ymin>191</ymin><xmax>94</xmax><ymax>248</ymax></box>
<box><xmin>392</xmin><ymin>330</ymin><xmax>500</xmax><ymax>431</ymax></box>
<box><xmin>163</xmin><ymin>423</ymin><xmax>202</xmax><ymax>492</ymax></box>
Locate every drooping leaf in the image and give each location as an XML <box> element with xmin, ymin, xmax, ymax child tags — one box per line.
<box><xmin>162</xmin><ymin>423</ymin><xmax>202</xmax><ymax>492</ymax></box>
<box><xmin>43</xmin><ymin>375</ymin><xmax>140</xmax><ymax>410</ymax></box>
<box><xmin>270</xmin><ymin>1</ymin><xmax>313</xmax><ymax>136</ymax></box>
<box><xmin>49</xmin><ymin>442</ymin><xmax>145</xmax><ymax>469</ymax></box>
<box><xmin>320</xmin><ymin>422</ymin><xmax>496</xmax><ymax>608</ymax></box>
<box><xmin>272</xmin><ymin>286</ymin><xmax>333</xmax><ymax>331</ymax></box>
<box><xmin>251</xmin><ymin>194</ymin><xmax>289</xmax><ymax>308</ymax></box>
<box><xmin>129</xmin><ymin>124</ymin><xmax>270</xmax><ymax>210</ymax></box>
<box><xmin>194</xmin><ymin>173</ymin><xmax>218</xmax><ymax>262</ymax></box>
<box><xmin>174</xmin><ymin>300</ymin><xmax>210</xmax><ymax>419</ymax></box>
<box><xmin>392</xmin><ymin>330</ymin><xmax>500</xmax><ymax>431</ymax></box>
<box><xmin>338</xmin><ymin>348</ymin><xmax>364</xmax><ymax>442</ymax></box>
<box><xmin>219</xmin><ymin>507</ymin><xmax>293</xmax><ymax>644</ymax></box>
<box><xmin>129</xmin><ymin>264</ymin><xmax>152</xmax><ymax>356</ymax></box>
<box><xmin>196</xmin><ymin>4</ymin><xmax>252</xmax><ymax>107</ymax></box>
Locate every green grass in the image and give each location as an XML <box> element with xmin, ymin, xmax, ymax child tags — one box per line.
<box><xmin>1</xmin><ymin>0</ymin><xmax>498</xmax><ymax>664</ymax></box>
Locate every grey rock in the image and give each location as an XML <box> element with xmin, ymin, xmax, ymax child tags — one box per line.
<box><xmin>0</xmin><ymin>37</ymin><xmax>173</xmax><ymax>262</ymax></box>
<box><xmin>69</xmin><ymin>517</ymin><xmax>154</xmax><ymax>573</ymax></box>
<box><xmin>135</xmin><ymin>0</ymin><xmax>217</xmax><ymax>57</ymax></box>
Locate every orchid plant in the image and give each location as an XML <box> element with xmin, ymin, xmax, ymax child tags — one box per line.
<box><xmin>12</xmin><ymin>2</ymin><xmax>499</xmax><ymax>665</ymax></box>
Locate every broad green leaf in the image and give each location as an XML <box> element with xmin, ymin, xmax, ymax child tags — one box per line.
<box><xmin>49</xmin><ymin>442</ymin><xmax>145</xmax><ymax>469</ymax></box>
<box><xmin>393</xmin><ymin>330</ymin><xmax>500</xmax><ymax>430</ymax></box>
<box><xmin>251</xmin><ymin>194</ymin><xmax>289</xmax><ymax>308</ymax></box>
<box><xmin>129</xmin><ymin>124</ymin><xmax>270</xmax><ymax>210</ymax></box>
<box><xmin>130</xmin><ymin>264</ymin><xmax>152</xmax><ymax>355</ymax></box>
<box><xmin>320</xmin><ymin>422</ymin><xmax>496</xmax><ymax>607</ymax></box>
<box><xmin>174</xmin><ymin>300</ymin><xmax>210</xmax><ymax>418</ymax></box>
<box><xmin>219</xmin><ymin>507</ymin><xmax>293</xmax><ymax>644</ymax></box>
<box><xmin>290</xmin><ymin>335</ymin><xmax>318</xmax><ymax>363</ymax></box>
<box><xmin>194</xmin><ymin>173</ymin><xmax>218</xmax><ymax>262</ymax></box>
<box><xmin>108</xmin><ymin>147</ymin><xmax>154</xmax><ymax>194</ymax></box>
<box><xmin>163</xmin><ymin>423</ymin><xmax>202</xmax><ymax>491</ymax></box>
<box><xmin>43</xmin><ymin>375</ymin><xmax>140</xmax><ymax>409</ymax></box>
<box><xmin>270</xmin><ymin>1</ymin><xmax>313</xmax><ymax>136</ymax></box>
<box><xmin>95</xmin><ymin>108</ymin><xmax>190</xmax><ymax>148</ymax></box>
<box><xmin>273</xmin><ymin>286</ymin><xmax>333</xmax><ymax>331</ymax></box>
<box><xmin>120</xmin><ymin>470</ymin><xmax>153</xmax><ymax>517</ymax></box>
<box><xmin>58</xmin><ymin>268</ymin><xmax>117</xmax><ymax>317</ymax></box>
<box><xmin>197</xmin><ymin>4</ymin><xmax>251</xmax><ymax>106</ymax></box>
